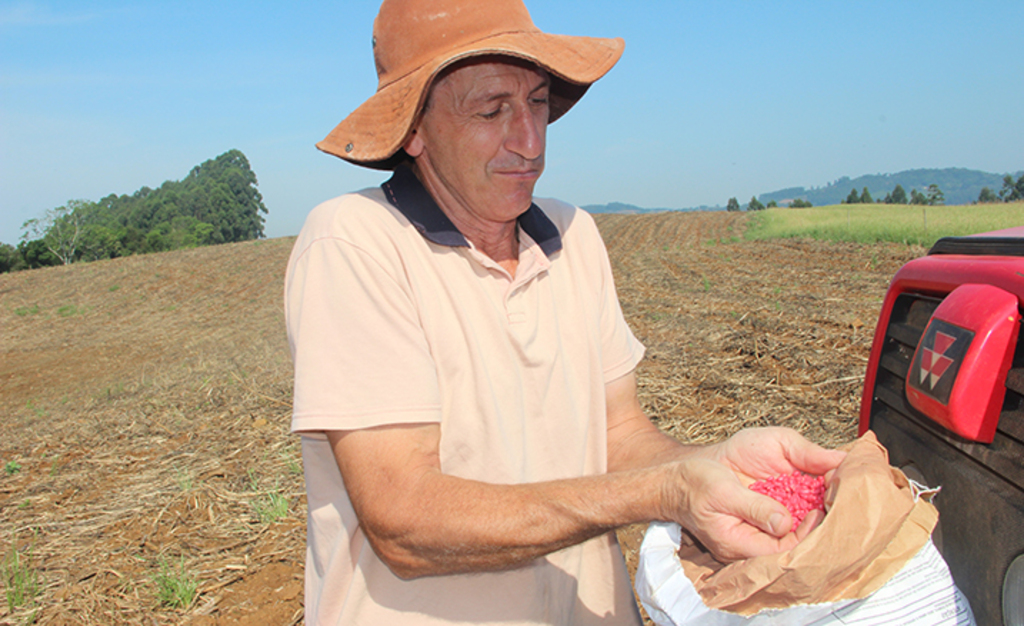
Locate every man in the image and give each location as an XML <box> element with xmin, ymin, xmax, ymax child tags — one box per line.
<box><xmin>285</xmin><ymin>0</ymin><xmax>846</xmax><ymax>623</ymax></box>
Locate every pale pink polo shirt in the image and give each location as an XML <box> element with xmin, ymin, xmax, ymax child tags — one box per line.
<box><xmin>285</xmin><ymin>165</ymin><xmax>645</xmax><ymax>625</ymax></box>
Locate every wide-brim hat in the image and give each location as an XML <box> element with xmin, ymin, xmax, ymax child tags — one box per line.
<box><xmin>317</xmin><ymin>0</ymin><xmax>624</xmax><ymax>170</ymax></box>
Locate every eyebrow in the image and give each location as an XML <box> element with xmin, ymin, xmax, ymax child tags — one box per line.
<box><xmin>474</xmin><ymin>73</ymin><xmax>551</xmax><ymax>104</ymax></box>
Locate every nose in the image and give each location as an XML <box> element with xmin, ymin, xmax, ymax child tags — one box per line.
<box><xmin>504</xmin><ymin>103</ymin><xmax>546</xmax><ymax>162</ymax></box>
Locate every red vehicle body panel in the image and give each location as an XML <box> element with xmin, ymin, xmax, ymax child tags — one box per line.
<box><xmin>858</xmin><ymin>234</ymin><xmax>1024</xmax><ymax>435</ymax></box>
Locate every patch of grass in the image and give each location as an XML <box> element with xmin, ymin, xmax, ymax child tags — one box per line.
<box><xmin>701</xmin><ymin>276</ymin><xmax>711</xmax><ymax>292</ymax></box>
<box><xmin>102</xmin><ymin>382</ymin><xmax>126</xmax><ymax>402</ymax></box>
<box><xmin>14</xmin><ymin>304</ymin><xmax>39</xmax><ymax>317</ymax></box>
<box><xmin>745</xmin><ymin>202</ymin><xmax>1024</xmax><ymax>246</ymax></box>
<box><xmin>25</xmin><ymin>401</ymin><xmax>45</xmax><ymax>418</ymax></box>
<box><xmin>254</xmin><ymin>489</ymin><xmax>290</xmax><ymax>524</ymax></box>
<box><xmin>5</xmin><ymin>460</ymin><xmax>21</xmax><ymax>475</ymax></box>
<box><xmin>279</xmin><ymin>446</ymin><xmax>303</xmax><ymax>476</ymax></box>
<box><xmin>108</xmin><ymin>284</ymin><xmax>121</xmax><ymax>292</ymax></box>
<box><xmin>152</xmin><ymin>557</ymin><xmax>198</xmax><ymax>609</ymax></box>
<box><xmin>57</xmin><ymin>304</ymin><xmax>81</xmax><ymax>317</ymax></box>
<box><xmin>248</xmin><ymin>470</ymin><xmax>289</xmax><ymax>524</ymax></box>
<box><xmin>253</xmin><ymin>488</ymin><xmax>289</xmax><ymax>524</ymax></box>
<box><xmin>246</xmin><ymin>468</ymin><xmax>260</xmax><ymax>492</ymax></box>
<box><xmin>2</xmin><ymin>544</ymin><xmax>40</xmax><ymax>612</ymax></box>
<box><xmin>174</xmin><ymin>466</ymin><xmax>194</xmax><ymax>492</ymax></box>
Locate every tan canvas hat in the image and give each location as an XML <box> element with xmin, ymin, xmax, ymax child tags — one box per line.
<box><xmin>317</xmin><ymin>0</ymin><xmax>625</xmax><ymax>169</ymax></box>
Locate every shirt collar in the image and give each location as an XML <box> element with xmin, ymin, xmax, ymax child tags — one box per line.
<box><xmin>381</xmin><ymin>163</ymin><xmax>562</xmax><ymax>257</ymax></box>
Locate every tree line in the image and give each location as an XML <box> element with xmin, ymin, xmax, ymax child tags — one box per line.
<box><xmin>726</xmin><ymin>196</ymin><xmax>807</xmax><ymax>212</ymax></box>
<box><xmin>843</xmin><ymin>183</ymin><xmax>945</xmax><ymax>206</ymax></box>
<box><xmin>978</xmin><ymin>172</ymin><xmax>1024</xmax><ymax>203</ymax></box>
<box><xmin>725</xmin><ymin>171</ymin><xmax>1023</xmax><ymax>213</ymax></box>
<box><xmin>1</xmin><ymin>150</ymin><xmax>268</xmax><ymax>273</ymax></box>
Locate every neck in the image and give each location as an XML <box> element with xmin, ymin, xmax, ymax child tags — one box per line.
<box><xmin>454</xmin><ymin>215</ymin><xmax>519</xmax><ymax>272</ymax></box>
<box><xmin>411</xmin><ymin>164</ymin><xmax>522</xmax><ymax>274</ymax></box>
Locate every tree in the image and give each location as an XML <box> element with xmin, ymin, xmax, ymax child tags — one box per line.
<box><xmin>17</xmin><ymin>149</ymin><xmax>270</xmax><ymax>268</ymax></box>
<box><xmin>21</xmin><ymin>199</ymin><xmax>91</xmax><ymax>265</ymax></box>
<box><xmin>978</xmin><ymin>187</ymin><xmax>999</xmax><ymax>203</ymax></box>
<box><xmin>886</xmin><ymin>184</ymin><xmax>908</xmax><ymax>205</ymax></box>
<box><xmin>16</xmin><ymin>239</ymin><xmax>58</xmax><ymax>269</ymax></box>
<box><xmin>0</xmin><ymin>243</ymin><xmax>22</xmax><ymax>273</ymax></box>
<box><xmin>859</xmin><ymin>187</ymin><xmax>873</xmax><ymax>204</ymax></box>
<box><xmin>766</xmin><ymin>200</ymin><xmax>778</xmax><ymax>208</ymax></box>
<box><xmin>726</xmin><ymin>197</ymin><xmax>741</xmax><ymax>212</ymax></box>
<box><xmin>925</xmin><ymin>184</ymin><xmax>945</xmax><ymax>206</ymax></box>
<box><xmin>789</xmin><ymin>198</ymin><xmax>813</xmax><ymax>208</ymax></box>
<box><xmin>747</xmin><ymin>196</ymin><xmax>765</xmax><ymax>211</ymax></box>
<box><xmin>1000</xmin><ymin>173</ymin><xmax>1024</xmax><ymax>202</ymax></box>
<box><xmin>844</xmin><ymin>188</ymin><xmax>860</xmax><ymax>204</ymax></box>
<box><xmin>910</xmin><ymin>189</ymin><xmax>928</xmax><ymax>205</ymax></box>
<box><xmin>181</xmin><ymin>149</ymin><xmax>268</xmax><ymax>242</ymax></box>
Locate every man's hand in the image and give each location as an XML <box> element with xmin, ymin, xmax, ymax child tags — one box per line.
<box><xmin>604</xmin><ymin>373</ymin><xmax>845</xmax><ymax>561</ymax></box>
<box><xmin>663</xmin><ymin>428</ymin><xmax>846</xmax><ymax>561</ymax></box>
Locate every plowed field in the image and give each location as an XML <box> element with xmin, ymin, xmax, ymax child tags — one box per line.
<box><xmin>0</xmin><ymin>210</ymin><xmax>925</xmax><ymax>625</ymax></box>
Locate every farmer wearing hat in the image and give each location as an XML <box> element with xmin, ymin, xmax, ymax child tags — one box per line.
<box><xmin>285</xmin><ymin>0</ymin><xmax>845</xmax><ymax>623</ymax></box>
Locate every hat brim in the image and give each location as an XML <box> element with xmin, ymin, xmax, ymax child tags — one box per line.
<box><xmin>317</xmin><ymin>30</ymin><xmax>624</xmax><ymax>170</ymax></box>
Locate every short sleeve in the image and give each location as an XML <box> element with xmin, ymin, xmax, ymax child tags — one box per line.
<box><xmin>285</xmin><ymin>205</ymin><xmax>442</xmax><ymax>434</ymax></box>
<box><xmin>592</xmin><ymin>222</ymin><xmax>645</xmax><ymax>382</ymax></box>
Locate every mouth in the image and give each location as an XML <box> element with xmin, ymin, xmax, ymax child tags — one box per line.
<box><xmin>495</xmin><ymin>167</ymin><xmax>542</xmax><ymax>182</ymax></box>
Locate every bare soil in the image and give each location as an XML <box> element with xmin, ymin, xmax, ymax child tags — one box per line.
<box><xmin>0</xmin><ymin>211</ymin><xmax>925</xmax><ymax>625</ymax></box>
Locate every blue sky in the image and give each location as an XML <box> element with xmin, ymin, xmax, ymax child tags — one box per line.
<box><xmin>2</xmin><ymin>0</ymin><xmax>1022</xmax><ymax>245</ymax></box>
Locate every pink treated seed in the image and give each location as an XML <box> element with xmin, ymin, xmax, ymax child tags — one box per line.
<box><xmin>749</xmin><ymin>472</ymin><xmax>825</xmax><ymax>527</ymax></box>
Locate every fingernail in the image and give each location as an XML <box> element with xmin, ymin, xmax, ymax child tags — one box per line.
<box><xmin>769</xmin><ymin>512</ymin><xmax>786</xmax><ymax>535</ymax></box>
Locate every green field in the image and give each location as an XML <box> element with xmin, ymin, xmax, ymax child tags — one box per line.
<box><xmin>745</xmin><ymin>202</ymin><xmax>1024</xmax><ymax>247</ymax></box>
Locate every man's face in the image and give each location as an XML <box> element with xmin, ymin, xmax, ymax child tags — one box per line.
<box><xmin>405</xmin><ymin>59</ymin><xmax>550</xmax><ymax>228</ymax></box>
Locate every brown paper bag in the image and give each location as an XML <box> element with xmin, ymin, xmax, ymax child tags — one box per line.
<box><xmin>676</xmin><ymin>431</ymin><xmax>938</xmax><ymax>615</ymax></box>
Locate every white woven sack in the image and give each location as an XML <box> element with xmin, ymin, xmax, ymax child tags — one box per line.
<box><xmin>635</xmin><ymin>521</ymin><xmax>975</xmax><ymax>626</ymax></box>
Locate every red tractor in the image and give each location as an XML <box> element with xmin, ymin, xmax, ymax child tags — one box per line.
<box><xmin>859</xmin><ymin>226</ymin><xmax>1024</xmax><ymax>625</ymax></box>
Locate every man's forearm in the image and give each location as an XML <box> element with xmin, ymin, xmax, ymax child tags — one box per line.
<box><xmin>604</xmin><ymin>372</ymin><xmax>705</xmax><ymax>472</ymax></box>
<box><xmin>329</xmin><ymin>426</ymin><xmax>675</xmax><ymax>579</ymax></box>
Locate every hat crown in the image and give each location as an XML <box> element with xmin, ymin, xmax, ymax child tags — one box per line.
<box><xmin>372</xmin><ymin>0</ymin><xmax>539</xmax><ymax>89</ymax></box>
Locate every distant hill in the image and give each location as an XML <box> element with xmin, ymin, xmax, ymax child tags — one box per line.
<box><xmin>582</xmin><ymin>167</ymin><xmax>1020</xmax><ymax>214</ymax></box>
<box><xmin>758</xmin><ymin>168</ymin><xmax>1020</xmax><ymax>207</ymax></box>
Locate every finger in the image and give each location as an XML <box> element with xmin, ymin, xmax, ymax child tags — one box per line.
<box><xmin>723</xmin><ymin>482</ymin><xmax>794</xmax><ymax>538</ymax></box>
<box><xmin>795</xmin><ymin>508</ymin><xmax>825</xmax><ymax>541</ymax></box>
<box><xmin>711</xmin><ymin>523</ymin><xmax>800</xmax><ymax>561</ymax></box>
<box><xmin>779</xmin><ymin>433</ymin><xmax>847</xmax><ymax>476</ymax></box>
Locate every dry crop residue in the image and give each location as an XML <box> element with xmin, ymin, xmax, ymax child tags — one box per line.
<box><xmin>0</xmin><ymin>212</ymin><xmax>924</xmax><ymax>624</ymax></box>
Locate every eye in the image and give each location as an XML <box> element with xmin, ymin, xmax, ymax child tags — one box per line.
<box><xmin>479</xmin><ymin>108</ymin><xmax>501</xmax><ymax>120</ymax></box>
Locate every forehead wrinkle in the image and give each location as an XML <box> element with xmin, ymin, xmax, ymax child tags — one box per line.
<box><xmin>439</xmin><ymin>64</ymin><xmax>550</xmax><ymax>112</ymax></box>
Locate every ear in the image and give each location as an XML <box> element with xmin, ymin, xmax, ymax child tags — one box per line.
<box><xmin>403</xmin><ymin>127</ymin><xmax>425</xmax><ymax>158</ymax></box>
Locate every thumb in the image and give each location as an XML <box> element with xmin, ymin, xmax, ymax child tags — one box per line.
<box><xmin>733</xmin><ymin>488</ymin><xmax>793</xmax><ymax>537</ymax></box>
